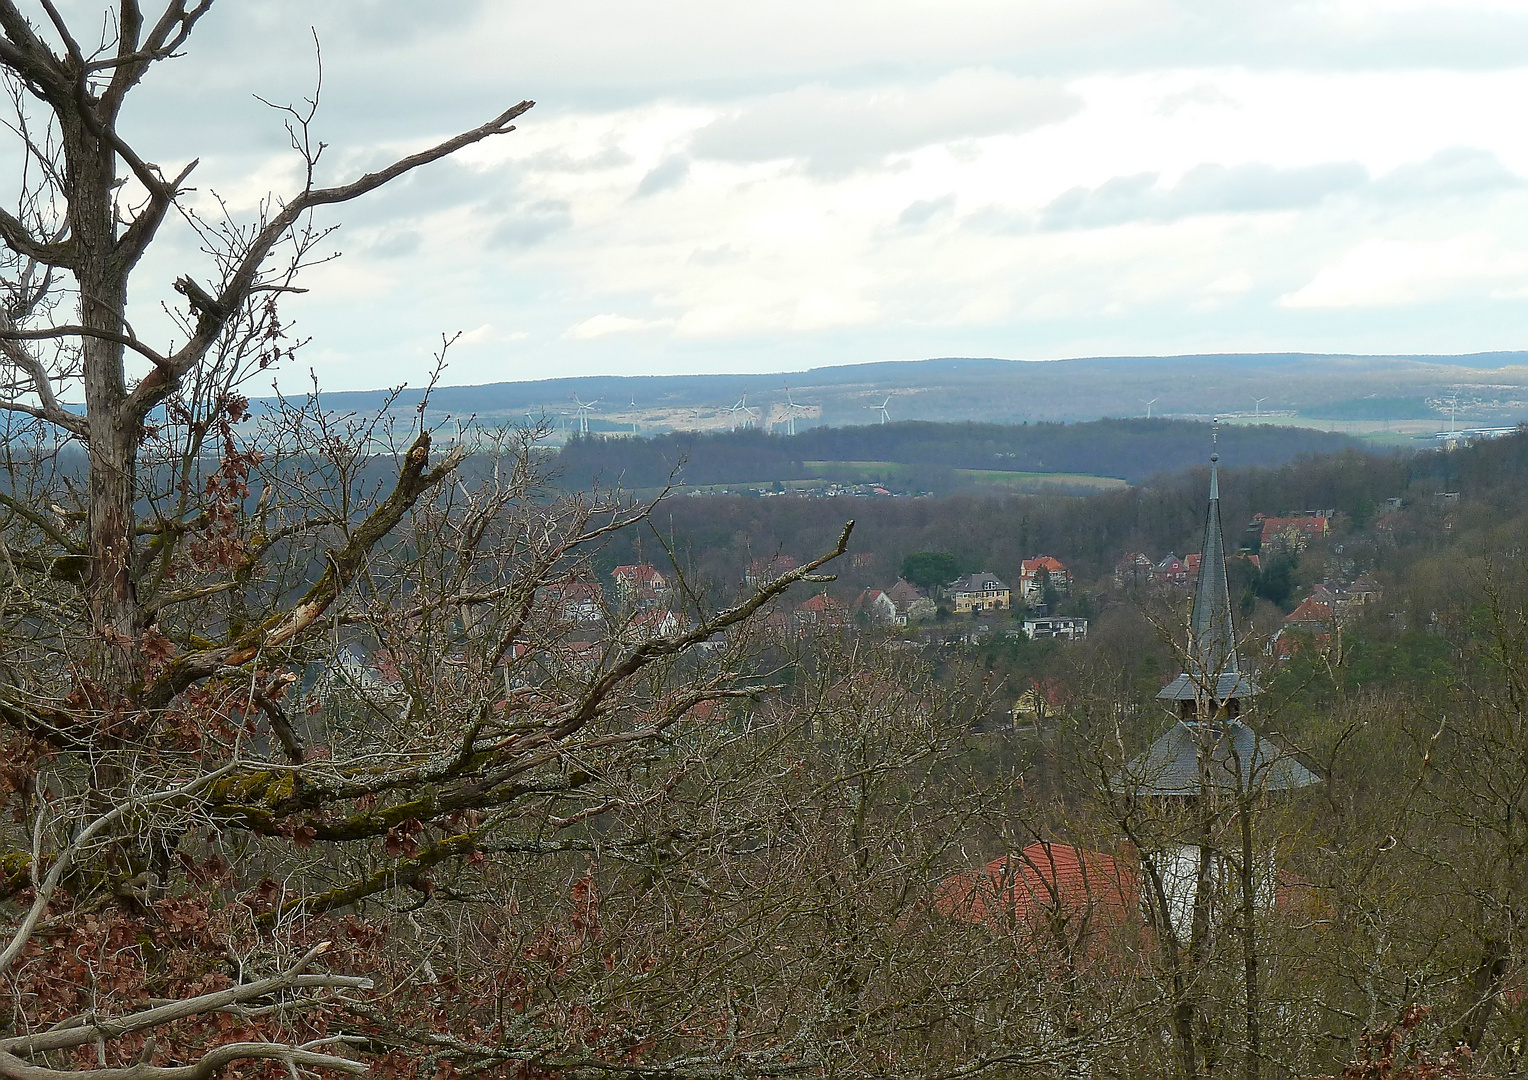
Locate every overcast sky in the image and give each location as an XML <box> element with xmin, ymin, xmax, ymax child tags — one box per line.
<box><xmin>90</xmin><ymin>1</ymin><xmax>1528</xmax><ymax>389</ymax></box>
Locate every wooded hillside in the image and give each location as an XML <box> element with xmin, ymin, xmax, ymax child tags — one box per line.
<box><xmin>553</xmin><ymin>417</ymin><xmax>1365</xmax><ymax>490</ymax></box>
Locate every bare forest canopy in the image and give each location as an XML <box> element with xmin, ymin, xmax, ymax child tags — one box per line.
<box><xmin>551</xmin><ymin>417</ymin><xmax>1365</xmax><ymax>491</ymax></box>
<box><xmin>299</xmin><ymin>350</ymin><xmax>1528</xmax><ymax>433</ymax></box>
<box><xmin>599</xmin><ymin>427</ymin><xmax>1519</xmax><ymax>594</ymax></box>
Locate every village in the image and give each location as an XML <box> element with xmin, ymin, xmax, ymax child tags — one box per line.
<box><xmin>500</xmin><ymin>496</ymin><xmax>1393</xmax><ymax>712</ymax></box>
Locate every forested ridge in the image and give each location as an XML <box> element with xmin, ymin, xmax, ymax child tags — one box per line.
<box><xmin>553</xmin><ymin>417</ymin><xmax>1365</xmax><ymax>490</ymax></box>
<box><xmin>599</xmin><ymin>429</ymin><xmax>1508</xmax><ymax>588</ymax></box>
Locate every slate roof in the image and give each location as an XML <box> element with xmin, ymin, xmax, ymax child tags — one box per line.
<box><xmin>951</xmin><ymin>573</ymin><xmax>1008</xmax><ymax>593</ymax></box>
<box><xmin>1158</xmin><ymin>671</ymin><xmax>1261</xmax><ymax>701</ymax></box>
<box><xmin>1121</xmin><ymin>720</ymin><xmax>1321</xmax><ymax>796</ymax></box>
<box><xmin>1159</xmin><ymin>452</ymin><xmax>1249</xmax><ymax>702</ymax></box>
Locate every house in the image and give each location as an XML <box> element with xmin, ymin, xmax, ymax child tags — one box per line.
<box><xmin>1153</xmin><ymin>553</ymin><xmax>1190</xmax><ymax>588</ymax></box>
<box><xmin>1348</xmin><ymin>572</ymin><xmax>1381</xmax><ymax>607</ymax></box>
<box><xmin>794</xmin><ymin>592</ymin><xmax>847</xmax><ymax>629</ymax></box>
<box><xmin>1185</xmin><ymin>553</ymin><xmax>1202</xmax><ymax>577</ymax></box>
<box><xmin>853</xmin><ymin>588</ymin><xmax>898</xmax><ymax>625</ymax></box>
<box><xmin>1019</xmin><ymin>556</ymin><xmax>1070</xmax><ymax>604</ymax></box>
<box><xmin>550</xmin><ymin>638</ymin><xmax>604</xmax><ymax>674</ymax></box>
<box><xmin>949</xmin><ymin>572</ymin><xmax>1011</xmax><ymax>613</ymax></box>
<box><xmin>850</xmin><ymin>552</ymin><xmax>877</xmax><ymax>569</ymax></box>
<box><xmin>1011</xmin><ymin>678</ymin><xmax>1069</xmax><ymax>725</ymax></box>
<box><xmin>886</xmin><ymin>578</ymin><xmax>936</xmax><ymax>626</ymax></box>
<box><xmin>1308</xmin><ymin>583</ymin><xmax>1337</xmax><ymax>607</ymax></box>
<box><xmin>935</xmin><ymin>842</ymin><xmax>1138</xmax><ymax>946</ymax></box>
<box><xmin>744</xmin><ymin>554</ymin><xmax>797</xmax><ymax>587</ymax></box>
<box><xmin>621</xmin><ymin>607</ymin><xmax>682</xmax><ymax>643</ymax></box>
<box><xmin>1283</xmin><ymin>596</ymin><xmax>1336</xmax><ymax>634</ymax></box>
<box><xmin>611</xmin><ymin>563</ymin><xmax>668</xmax><ymax>605</ymax></box>
<box><xmin>1251</xmin><ymin>513</ymin><xmax>1330</xmax><ymax>554</ymax></box>
<box><xmin>1115</xmin><ymin>552</ymin><xmax>1153</xmax><ymax>588</ymax></box>
<box><xmin>1022</xmin><ymin>616</ymin><xmax>1088</xmax><ymax>642</ymax></box>
<box><xmin>1270</xmin><ymin>597</ymin><xmax>1337</xmax><ymax>659</ymax></box>
<box><xmin>537</xmin><ymin>579</ymin><xmax>604</xmax><ymax>623</ymax></box>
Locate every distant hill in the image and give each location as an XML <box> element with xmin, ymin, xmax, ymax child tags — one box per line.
<box><xmin>289</xmin><ymin>351</ymin><xmax>1528</xmax><ymax>438</ymax></box>
<box><xmin>552</xmin><ymin>418</ymin><xmax>1365</xmax><ymax>491</ymax></box>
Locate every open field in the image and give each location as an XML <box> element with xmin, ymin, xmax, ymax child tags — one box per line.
<box><xmin>802</xmin><ymin>460</ymin><xmax>1128</xmax><ymax>492</ymax></box>
<box><xmin>1217</xmin><ymin>413</ymin><xmax>1467</xmax><ymax>448</ymax></box>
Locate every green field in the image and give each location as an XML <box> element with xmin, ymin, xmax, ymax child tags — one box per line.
<box><xmin>802</xmin><ymin>460</ymin><xmax>1127</xmax><ymax>492</ymax></box>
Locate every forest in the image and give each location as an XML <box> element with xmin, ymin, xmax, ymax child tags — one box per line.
<box><xmin>552</xmin><ymin>418</ymin><xmax>1365</xmax><ymax>491</ymax></box>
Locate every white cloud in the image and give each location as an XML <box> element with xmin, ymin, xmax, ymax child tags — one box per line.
<box><xmin>1281</xmin><ymin>234</ymin><xmax>1528</xmax><ymax>308</ymax></box>
<box><xmin>65</xmin><ymin>3</ymin><xmax>1528</xmax><ymax>389</ymax></box>
<box><xmin>690</xmin><ymin>70</ymin><xmax>1081</xmax><ymax>176</ymax></box>
<box><xmin>564</xmin><ymin>314</ymin><xmax>677</xmax><ymax>339</ymax></box>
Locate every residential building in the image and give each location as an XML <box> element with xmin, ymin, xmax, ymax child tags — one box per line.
<box><xmin>1348</xmin><ymin>572</ymin><xmax>1382</xmax><ymax>607</ymax></box>
<box><xmin>1115</xmin><ymin>552</ymin><xmax>1153</xmax><ymax>588</ymax></box>
<box><xmin>853</xmin><ymin>588</ymin><xmax>898</xmax><ymax>625</ymax></box>
<box><xmin>1153</xmin><ymin>553</ymin><xmax>1190</xmax><ymax>587</ymax></box>
<box><xmin>886</xmin><ymin>578</ymin><xmax>936</xmax><ymax>625</ymax></box>
<box><xmin>794</xmin><ymin>592</ymin><xmax>847</xmax><ymax>628</ymax></box>
<box><xmin>620</xmin><ymin>607</ymin><xmax>681</xmax><ymax>644</ymax></box>
<box><xmin>1283</xmin><ymin>596</ymin><xmax>1336</xmax><ymax>634</ymax></box>
<box><xmin>1022</xmin><ymin>616</ymin><xmax>1088</xmax><ymax>641</ymax></box>
<box><xmin>949</xmin><ymin>572</ymin><xmax>1011</xmax><ymax>613</ymax></box>
<box><xmin>744</xmin><ymin>554</ymin><xmax>797</xmax><ymax>587</ymax></box>
<box><xmin>537</xmin><ymin>579</ymin><xmax>604</xmax><ymax>623</ymax></box>
<box><xmin>1251</xmin><ymin>512</ymin><xmax>1330</xmax><ymax>554</ymax></box>
<box><xmin>1019</xmin><ymin>556</ymin><xmax>1071</xmax><ymax>604</ymax></box>
<box><xmin>1010</xmin><ymin>679</ymin><xmax>1069</xmax><ymax>725</ymax></box>
<box><xmin>611</xmin><ymin>563</ymin><xmax>668</xmax><ymax>605</ymax></box>
<box><xmin>934</xmin><ymin>841</ymin><xmax>1137</xmax><ymax>937</ymax></box>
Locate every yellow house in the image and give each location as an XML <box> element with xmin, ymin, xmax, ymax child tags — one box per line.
<box><xmin>950</xmin><ymin>572</ymin><xmax>1010</xmax><ymax>613</ymax></box>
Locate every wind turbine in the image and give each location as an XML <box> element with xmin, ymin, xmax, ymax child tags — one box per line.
<box><xmin>569</xmin><ymin>395</ymin><xmax>600</xmax><ymax>436</ymax></box>
<box><xmin>781</xmin><ymin>384</ymin><xmax>812</xmax><ymax>436</ymax></box>
<box><xmin>1252</xmin><ymin>396</ymin><xmax>1267</xmax><ymax>419</ymax></box>
<box><xmin>866</xmin><ymin>394</ymin><xmax>892</xmax><ymax>424</ymax></box>
<box><xmin>1141</xmin><ymin>397</ymin><xmax>1159</xmax><ymax>419</ymax></box>
<box><xmin>729</xmin><ymin>392</ymin><xmax>759</xmax><ymax>431</ymax></box>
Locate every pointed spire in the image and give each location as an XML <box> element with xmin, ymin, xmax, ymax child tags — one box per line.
<box><xmin>1191</xmin><ymin>418</ymin><xmax>1235</xmax><ymax>682</ymax></box>
<box><xmin>1158</xmin><ymin>418</ymin><xmax>1257</xmax><ymax>704</ymax></box>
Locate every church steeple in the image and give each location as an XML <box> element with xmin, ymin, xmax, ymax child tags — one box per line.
<box><xmin>1158</xmin><ymin>420</ymin><xmax>1257</xmax><ymax>712</ymax></box>
<box><xmin>1125</xmin><ymin>422</ymin><xmax>1318</xmax><ymax>797</ymax></box>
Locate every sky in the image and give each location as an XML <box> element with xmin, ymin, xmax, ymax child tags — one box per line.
<box><xmin>66</xmin><ymin>0</ymin><xmax>1528</xmax><ymax>389</ymax></box>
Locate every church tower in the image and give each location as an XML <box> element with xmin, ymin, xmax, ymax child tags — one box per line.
<box><xmin>1123</xmin><ymin>425</ymin><xmax>1319</xmax><ymax>934</ymax></box>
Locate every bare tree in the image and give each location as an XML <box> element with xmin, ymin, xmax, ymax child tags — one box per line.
<box><xmin>0</xmin><ymin>5</ymin><xmax>879</xmax><ymax>1077</ymax></box>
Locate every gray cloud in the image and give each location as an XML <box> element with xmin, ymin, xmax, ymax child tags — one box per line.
<box><xmin>487</xmin><ymin>200</ymin><xmax>574</xmax><ymax>248</ymax></box>
<box><xmin>1036</xmin><ymin>150</ymin><xmax>1527</xmax><ymax>233</ymax></box>
<box><xmin>898</xmin><ymin>195</ymin><xmax>956</xmax><ymax>228</ymax></box>
<box><xmin>363</xmin><ymin>229</ymin><xmax>423</xmax><ymax>259</ymax></box>
<box><xmin>635</xmin><ymin>155</ymin><xmax>691</xmax><ymax>197</ymax></box>
<box><xmin>519</xmin><ymin>145</ymin><xmax>634</xmax><ymax>174</ymax></box>
<box><xmin>1040</xmin><ymin>161</ymin><xmax>1369</xmax><ymax>230</ymax></box>
<box><xmin>688</xmin><ymin>245</ymin><xmax>744</xmax><ymax>266</ymax></box>
<box><xmin>690</xmin><ymin>72</ymin><xmax>1080</xmax><ymax>177</ymax></box>
<box><xmin>1370</xmin><ymin>147</ymin><xmax>1524</xmax><ymax>201</ymax></box>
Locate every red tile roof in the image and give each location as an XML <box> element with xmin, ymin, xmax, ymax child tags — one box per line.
<box><xmin>936</xmin><ymin>842</ymin><xmax>1137</xmax><ymax>931</ymax></box>
<box><xmin>1284</xmin><ymin>597</ymin><xmax>1335</xmax><ymax>625</ymax></box>
<box><xmin>613</xmin><ymin>563</ymin><xmax>665</xmax><ymax>586</ymax></box>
